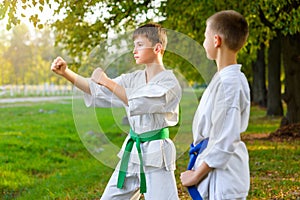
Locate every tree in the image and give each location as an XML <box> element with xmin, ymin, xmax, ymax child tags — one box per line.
<box><xmin>1</xmin><ymin>22</ymin><xmax>65</xmax><ymax>86</ymax></box>
<box><xmin>281</xmin><ymin>33</ymin><xmax>300</xmax><ymax>125</ymax></box>
<box><xmin>254</xmin><ymin>0</ymin><xmax>300</xmax><ymax>124</ymax></box>
<box><xmin>4</xmin><ymin>24</ymin><xmax>32</xmax><ymax>85</ymax></box>
<box><xmin>252</xmin><ymin>44</ymin><xmax>267</xmax><ymax>107</ymax></box>
<box><xmin>1</xmin><ymin>0</ymin><xmax>300</xmax><ymax>125</ymax></box>
<box><xmin>267</xmin><ymin>33</ymin><xmax>283</xmax><ymax>116</ymax></box>
<box><xmin>0</xmin><ymin>28</ymin><xmax>13</xmax><ymax>85</ymax></box>
<box><xmin>30</xmin><ymin>27</ymin><xmax>61</xmax><ymax>84</ymax></box>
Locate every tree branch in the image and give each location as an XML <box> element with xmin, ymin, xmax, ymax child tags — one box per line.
<box><xmin>258</xmin><ymin>7</ymin><xmax>273</xmax><ymax>29</ymax></box>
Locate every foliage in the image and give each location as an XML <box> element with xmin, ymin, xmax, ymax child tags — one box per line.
<box><xmin>1</xmin><ymin>1</ymin><xmax>300</xmax><ymax>85</ymax></box>
<box><xmin>161</xmin><ymin>0</ymin><xmax>300</xmax><ymax>78</ymax></box>
<box><xmin>1</xmin><ymin>1</ymin><xmax>300</xmax><ymax>124</ymax></box>
<box><xmin>0</xmin><ymin>32</ymin><xmax>13</xmax><ymax>85</ymax></box>
<box><xmin>0</xmin><ymin>23</ymin><xmax>71</xmax><ymax>85</ymax></box>
<box><xmin>4</xmin><ymin>24</ymin><xmax>32</xmax><ymax>85</ymax></box>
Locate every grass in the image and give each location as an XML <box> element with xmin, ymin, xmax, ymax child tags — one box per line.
<box><xmin>0</xmin><ymin>93</ymin><xmax>299</xmax><ymax>199</ymax></box>
<box><xmin>247</xmin><ymin>141</ymin><xmax>300</xmax><ymax>199</ymax></box>
<box><xmin>246</xmin><ymin>105</ymin><xmax>283</xmax><ymax>134</ymax></box>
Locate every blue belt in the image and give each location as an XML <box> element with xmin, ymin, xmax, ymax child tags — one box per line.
<box><xmin>187</xmin><ymin>138</ymin><xmax>209</xmax><ymax>200</ymax></box>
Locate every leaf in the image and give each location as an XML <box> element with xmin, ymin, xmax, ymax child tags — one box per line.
<box><xmin>39</xmin><ymin>6</ymin><xmax>43</xmax><ymax>12</ymax></box>
<box><xmin>6</xmin><ymin>23</ymin><xmax>11</xmax><ymax>30</ymax></box>
<box><xmin>39</xmin><ymin>0</ymin><xmax>45</xmax><ymax>6</ymax></box>
<box><xmin>38</xmin><ymin>24</ymin><xmax>44</xmax><ymax>29</ymax></box>
<box><xmin>29</xmin><ymin>14</ymin><xmax>40</xmax><ymax>27</ymax></box>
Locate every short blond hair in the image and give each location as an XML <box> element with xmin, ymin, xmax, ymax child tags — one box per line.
<box><xmin>207</xmin><ymin>10</ymin><xmax>249</xmax><ymax>52</ymax></box>
<box><xmin>133</xmin><ymin>23</ymin><xmax>167</xmax><ymax>54</ymax></box>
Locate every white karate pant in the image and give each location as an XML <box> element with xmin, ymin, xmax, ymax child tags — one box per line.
<box><xmin>100</xmin><ymin>162</ymin><xmax>179</xmax><ymax>200</ymax></box>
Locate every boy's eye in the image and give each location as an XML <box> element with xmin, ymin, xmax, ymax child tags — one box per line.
<box><xmin>134</xmin><ymin>43</ymin><xmax>144</xmax><ymax>50</ymax></box>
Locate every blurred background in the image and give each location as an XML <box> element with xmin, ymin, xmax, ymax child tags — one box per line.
<box><xmin>1</xmin><ymin>0</ymin><xmax>299</xmax><ymax>127</ymax></box>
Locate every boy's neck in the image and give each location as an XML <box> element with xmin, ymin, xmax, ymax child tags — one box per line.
<box><xmin>216</xmin><ymin>49</ymin><xmax>238</xmax><ymax>71</ymax></box>
<box><xmin>145</xmin><ymin>59</ymin><xmax>165</xmax><ymax>82</ymax></box>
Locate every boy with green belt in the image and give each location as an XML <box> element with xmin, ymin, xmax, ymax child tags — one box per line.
<box><xmin>51</xmin><ymin>23</ymin><xmax>181</xmax><ymax>200</ymax></box>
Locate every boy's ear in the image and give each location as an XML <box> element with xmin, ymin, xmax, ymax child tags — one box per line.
<box><xmin>214</xmin><ymin>35</ymin><xmax>222</xmax><ymax>48</ymax></box>
<box><xmin>153</xmin><ymin>43</ymin><xmax>163</xmax><ymax>54</ymax></box>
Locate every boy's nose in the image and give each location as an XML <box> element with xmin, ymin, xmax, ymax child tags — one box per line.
<box><xmin>133</xmin><ymin>47</ymin><xmax>137</xmax><ymax>54</ymax></box>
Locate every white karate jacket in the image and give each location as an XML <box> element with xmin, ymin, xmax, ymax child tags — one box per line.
<box><xmin>193</xmin><ymin>64</ymin><xmax>250</xmax><ymax>199</ymax></box>
<box><xmin>84</xmin><ymin>69</ymin><xmax>182</xmax><ymax>172</ymax></box>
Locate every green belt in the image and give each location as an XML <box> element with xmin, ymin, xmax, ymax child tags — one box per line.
<box><xmin>117</xmin><ymin>128</ymin><xmax>169</xmax><ymax>193</ymax></box>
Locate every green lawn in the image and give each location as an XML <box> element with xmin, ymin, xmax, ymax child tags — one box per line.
<box><xmin>0</xmin><ymin>93</ymin><xmax>299</xmax><ymax>199</ymax></box>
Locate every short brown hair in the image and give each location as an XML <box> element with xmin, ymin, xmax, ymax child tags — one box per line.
<box><xmin>133</xmin><ymin>23</ymin><xmax>167</xmax><ymax>54</ymax></box>
<box><xmin>207</xmin><ymin>10</ymin><xmax>249</xmax><ymax>52</ymax></box>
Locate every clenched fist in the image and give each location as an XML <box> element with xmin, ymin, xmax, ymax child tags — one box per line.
<box><xmin>51</xmin><ymin>57</ymin><xmax>68</xmax><ymax>76</ymax></box>
<box><xmin>91</xmin><ymin>67</ymin><xmax>109</xmax><ymax>86</ymax></box>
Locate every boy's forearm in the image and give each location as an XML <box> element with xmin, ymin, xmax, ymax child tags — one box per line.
<box><xmin>195</xmin><ymin>162</ymin><xmax>212</xmax><ymax>182</ymax></box>
<box><xmin>102</xmin><ymin>78</ymin><xmax>128</xmax><ymax>105</ymax></box>
<box><xmin>181</xmin><ymin>161</ymin><xmax>212</xmax><ymax>186</ymax></box>
<box><xmin>63</xmin><ymin>68</ymin><xmax>91</xmax><ymax>94</ymax></box>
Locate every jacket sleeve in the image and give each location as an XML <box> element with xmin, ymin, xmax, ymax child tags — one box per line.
<box><xmin>83</xmin><ymin>76</ymin><xmax>125</xmax><ymax>108</ymax></box>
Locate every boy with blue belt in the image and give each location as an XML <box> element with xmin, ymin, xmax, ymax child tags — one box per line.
<box><xmin>180</xmin><ymin>10</ymin><xmax>250</xmax><ymax>200</ymax></box>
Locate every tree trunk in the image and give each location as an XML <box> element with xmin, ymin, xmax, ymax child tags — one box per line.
<box><xmin>267</xmin><ymin>34</ymin><xmax>283</xmax><ymax>116</ymax></box>
<box><xmin>252</xmin><ymin>43</ymin><xmax>267</xmax><ymax>107</ymax></box>
<box><xmin>281</xmin><ymin>33</ymin><xmax>300</xmax><ymax>126</ymax></box>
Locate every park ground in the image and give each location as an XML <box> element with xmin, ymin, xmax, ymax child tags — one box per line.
<box><xmin>0</xmin><ymin>95</ymin><xmax>299</xmax><ymax>199</ymax></box>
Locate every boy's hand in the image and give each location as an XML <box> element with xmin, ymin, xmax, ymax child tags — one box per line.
<box><xmin>51</xmin><ymin>57</ymin><xmax>68</xmax><ymax>76</ymax></box>
<box><xmin>180</xmin><ymin>170</ymin><xmax>199</xmax><ymax>187</ymax></box>
<box><xmin>91</xmin><ymin>68</ymin><xmax>109</xmax><ymax>86</ymax></box>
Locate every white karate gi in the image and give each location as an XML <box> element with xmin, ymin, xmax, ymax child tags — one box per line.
<box><xmin>192</xmin><ymin>64</ymin><xmax>250</xmax><ymax>200</ymax></box>
<box><xmin>84</xmin><ymin>69</ymin><xmax>181</xmax><ymax>200</ymax></box>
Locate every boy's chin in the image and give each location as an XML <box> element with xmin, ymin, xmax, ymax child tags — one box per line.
<box><xmin>135</xmin><ymin>61</ymin><xmax>145</xmax><ymax>65</ymax></box>
<box><xmin>206</xmin><ymin>55</ymin><xmax>214</xmax><ymax>61</ymax></box>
